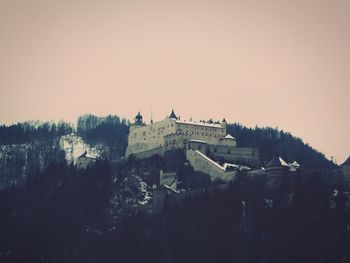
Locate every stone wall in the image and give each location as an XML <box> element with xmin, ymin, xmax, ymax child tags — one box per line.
<box><xmin>126</xmin><ymin>117</ymin><xmax>228</xmax><ymax>156</ymax></box>
<box><xmin>131</xmin><ymin>146</ymin><xmax>164</xmax><ymax>159</ymax></box>
<box><xmin>213</xmin><ymin>147</ymin><xmax>259</xmax><ymax>167</ymax></box>
<box><xmin>126</xmin><ymin>118</ymin><xmax>176</xmax><ymax>156</ymax></box>
<box><xmin>160</xmin><ymin>170</ymin><xmax>177</xmax><ymax>186</ymax></box>
<box><xmin>174</xmin><ymin>121</ymin><xmax>226</xmax><ymax>145</ymax></box>
<box><xmin>186</xmin><ymin>149</ymin><xmax>236</xmax><ymax>182</ymax></box>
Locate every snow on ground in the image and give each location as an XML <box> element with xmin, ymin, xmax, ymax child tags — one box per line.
<box><xmin>59</xmin><ymin>134</ymin><xmax>101</xmax><ymax>164</ymax></box>
<box><xmin>223</xmin><ymin>162</ymin><xmax>251</xmax><ymax>171</ymax></box>
<box><xmin>138</xmin><ymin>181</ymin><xmax>152</xmax><ymax>205</ymax></box>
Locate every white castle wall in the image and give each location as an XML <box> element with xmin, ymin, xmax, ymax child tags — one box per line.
<box><xmin>126</xmin><ymin>118</ymin><xmax>176</xmax><ymax>156</ymax></box>
<box><xmin>129</xmin><ymin>146</ymin><xmax>164</xmax><ymax>159</ymax></box>
<box><xmin>186</xmin><ymin>149</ymin><xmax>236</xmax><ymax>182</ymax></box>
<box><xmin>126</xmin><ymin>117</ymin><xmax>228</xmax><ymax>157</ymax></box>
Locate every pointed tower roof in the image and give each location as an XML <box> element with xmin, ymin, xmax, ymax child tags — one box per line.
<box><xmin>169</xmin><ymin>109</ymin><xmax>178</xmax><ymax>119</ymax></box>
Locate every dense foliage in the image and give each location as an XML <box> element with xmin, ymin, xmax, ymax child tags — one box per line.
<box><xmin>228</xmin><ymin>123</ymin><xmax>335</xmax><ymax>169</ymax></box>
<box><xmin>0</xmin><ymin>116</ymin><xmax>335</xmax><ymax>169</ymax></box>
<box><xmin>0</xmin><ymin>121</ymin><xmax>73</xmax><ymax>145</ymax></box>
<box><xmin>0</xmin><ymin>159</ymin><xmax>349</xmax><ymax>263</ymax></box>
<box><xmin>76</xmin><ymin>114</ymin><xmax>129</xmax><ymax>158</ymax></box>
<box><xmin>0</xmin><ymin>160</ymin><xmax>112</xmax><ymax>263</ymax></box>
<box><xmin>151</xmin><ymin>171</ymin><xmax>350</xmax><ymax>263</ymax></box>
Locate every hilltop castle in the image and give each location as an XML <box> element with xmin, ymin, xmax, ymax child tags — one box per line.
<box><xmin>126</xmin><ymin>109</ymin><xmax>235</xmax><ymax>156</ymax></box>
<box><xmin>126</xmin><ymin>110</ymin><xmax>259</xmax><ymax>182</ymax></box>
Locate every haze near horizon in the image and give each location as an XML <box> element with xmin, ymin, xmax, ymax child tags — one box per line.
<box><xmin>0</xmin><ymin>0</ymin><xmax>349</xmax><ymax>163</ymax></box>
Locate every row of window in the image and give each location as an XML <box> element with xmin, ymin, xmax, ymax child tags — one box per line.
<box><xmin>175</xmin><ymin>131</ymin><xmax>224</xmax><ymax>137</ymax></box>
<box><xmin>177</xmin><ymin>125</ymin><xmax>223</xmax><ymax>133</ymax></box>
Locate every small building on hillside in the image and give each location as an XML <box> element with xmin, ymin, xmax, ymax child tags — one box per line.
<box><xmin>76</xmin><ymin>151</ymin><xmax>96</xmax><ymax>169</ymax></box>
<box><xmin>265</xmin><ymin>156</ymin><xmax>290</xmax><ymax>175</ymax></box>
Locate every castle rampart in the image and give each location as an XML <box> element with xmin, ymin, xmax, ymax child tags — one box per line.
<box><xmin>125</xmin><ymin>110</ymin><xmax>259</xmax><ymax>182</ymax></box>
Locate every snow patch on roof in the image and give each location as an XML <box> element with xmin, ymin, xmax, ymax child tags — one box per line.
<box><xmin>186</xmin><ymin>139</ymin><xmax>208</xmax><ymax>144</ymax></box>
<box><xmin>279</xmin><ymin>157</ymin><xmax>289</xmax><ymax>166</ymax></box>
<box><xmin>223</xmin><ymin>163</ymin><xmax>251</xmax><ymax>171</ymax></box>
<box><xmin>222</xmin><ymin>134</ymin><xmax>236</xmax><ymax>139</ymax></box>
<box><xmin>176</xmin><ymin>120</ymin><xmax>223</xmax><ymax>128</ymax></box>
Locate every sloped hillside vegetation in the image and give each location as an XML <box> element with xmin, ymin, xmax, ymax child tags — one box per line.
<box><xmin>227</xmin><ymin>123</ymin><xmax>335</xmax><ymax>169</ymax></box>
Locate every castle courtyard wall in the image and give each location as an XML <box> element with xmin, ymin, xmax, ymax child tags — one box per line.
<box><xmin>212</xmin><ymin>147</ymin><xmax>259</xmax><ymax>167</ymax></box>
<box><xmin>186</xmin><ymin>149</ymin><xmax>236</xmax><ymax>182</ymax></box>
<box><xmin>126</xmin><ymin>118</ymin><xmax>176</xmax><ymax>156</ymax></box>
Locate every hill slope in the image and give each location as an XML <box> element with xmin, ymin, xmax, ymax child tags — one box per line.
<box><xmin>227</xmin><ymin>123</ymin><xmax>335</xmax><ymax>169</ymax></box>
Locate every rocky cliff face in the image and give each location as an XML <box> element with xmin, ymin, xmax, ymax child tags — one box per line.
<box><xmin>0</xmin><ymin>134</ymin><xmax>107</xmax><ymax>189</ymax></box>
<box><xmin>0</xmin><ymin>139</ymin><xmax>63</xmax><ymax>189</ymax></box>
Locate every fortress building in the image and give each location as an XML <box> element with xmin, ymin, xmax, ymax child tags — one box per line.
<box><xmin>126</xmin><ymin>109</ymin><xmax>235</xmax><ymax>156</ymax></box>
<box><xmin>126</xmin><ymin>110</ymin><xmax>259</xmax><ymax>182</ymax></box>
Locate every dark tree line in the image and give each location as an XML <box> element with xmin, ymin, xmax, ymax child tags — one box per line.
<box><xmin>228</xmin><ymin>123</ymin><xmax>335</xmax><ymax>169</ymax></box>
<box><xmin>0</xmin><ymin>116</ymin><xmax>336</xmax><ymax>169</ymax></box>
<box><xmin>0</xmin><ymin>121</ymin><xmax>73</xmax><ymax>145</ymax></box>
<box><xmin>0</xmin><ymin>157</ymin><xmax>349</xmax><ymax>263</ymax></box>
<box><xmin>76</xmin><ymin>114</ymin><xmax>129</xmax><ymax>158</ymax></box>
<box><xmin>0</xmin><ymin>160</ymin><xmax>113</xmax><ymax>263</ymax></box>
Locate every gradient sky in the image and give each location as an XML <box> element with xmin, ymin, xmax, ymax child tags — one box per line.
<box><xmin>0</xmin><ymin>0</ymin><xmax>349</xmax><ymax>163</ymax></box>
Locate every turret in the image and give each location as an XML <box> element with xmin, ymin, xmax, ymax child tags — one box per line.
<box><xmin>222</xmin><ymin>118</ymin><xmax>227</xmax><ymax>132</ymax></box>
<box><xmin>135</xmin><ymin>111</ymin><xmax>143</xmax><ymax>125</ymax></box>
<box><xmin>169</xmin><ymin>109</ymin><xmax>178</xmax><ymax>120</ymax></box>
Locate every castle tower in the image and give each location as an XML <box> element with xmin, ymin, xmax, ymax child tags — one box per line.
<box><xmin>135</xmin><ymin>111</ymin><xmax>143</xmax><ymax>125</ymax></box>
<box><xmin>169</xmin><ymin>109</ymin><xmax>178</xmax><ymax>120</ymax></box>
<box><xmin>222</xmin><ymin>118</ymin><xmax>227</xmax><ymax>133</ymax></box>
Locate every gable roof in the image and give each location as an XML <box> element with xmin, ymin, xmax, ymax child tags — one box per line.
<box><xmin>266</xmin><ymin>156</ymin><xmax>289</xmax><ymax>168</ymax></box>
<box><xmin>222</xmin><ymin>134</ymin><xmax>236</xmax><ymax>140</ymax></box>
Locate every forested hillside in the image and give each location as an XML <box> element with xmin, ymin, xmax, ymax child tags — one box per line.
<box><xmin>76</xmin><ymin>114</ymin><xmax>129</xmax><ymax>159</ymax></box>
<box><xmin>0</xmin><ymin>121</ymin><xmax>73</xmax><ymax>145</ymax></box>
<box><xmin>0</xmin><ymin>115</ymin><xmax>335</xmax><ymax>176</ymax></box>
<box><xmin>0</xmin><ymin>116</ymin><xmax>346</xmax><ymax>262</ymax></box>
<box><xmin>0</xmin><ymin>159</ymin><xmax>348</xmax><ymax>263</ymax></box>
<box><xmin>227</xmin><ymin>123</ymin><xmax>335</xmax><ymax>169</ymax></box>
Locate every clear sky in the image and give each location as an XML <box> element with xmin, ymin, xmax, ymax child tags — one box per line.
<box><xmin>0</xmin><ymin>0</ymin><xmax>349</xmax><ymax>163</ymax></box>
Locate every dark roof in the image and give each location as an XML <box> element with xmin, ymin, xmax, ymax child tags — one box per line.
<box><xmin>266</xmin><ymin>156</ymin><xmax>288</xmax><ymax>168</ymax></box>
<box><xmin>342</xmin><ymin>156</ymin><xmax>350</xmax><ymax>166</ymax></box>
<box><xmin>136</xmin><ymin>111</ymin><xmax>142</xmax><ymax>118</ymax></box>
<box><xmin>169</xmin><ymin>109</ymin><xmax>178</xmax><ymax>119</ymax></box>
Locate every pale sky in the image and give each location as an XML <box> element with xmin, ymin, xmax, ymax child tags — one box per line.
<box><xmin>0</xmin><ymin>0</ymin><xmax>349</xmax><ymax>163</ymax></box>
